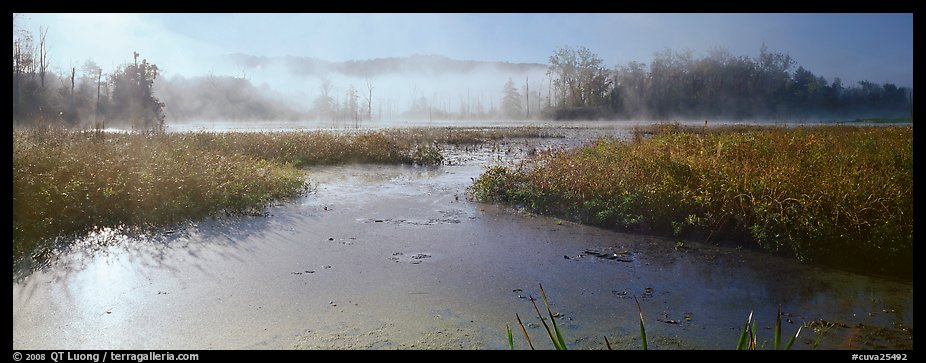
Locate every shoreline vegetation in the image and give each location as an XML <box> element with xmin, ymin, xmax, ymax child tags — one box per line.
<box><xmin>469</xmin><ymin>124</ymin><xmax>912</xmax><ymax>278</ymax></box>
<box><xmin>12</xmin><ymin>123</ymin><xmax>913</xmax><ymax>279</ymax></box>
<box><xmin>12</xmin><ymin>126</ymin><xmax>562</xmax><ymax>266</ymax></box>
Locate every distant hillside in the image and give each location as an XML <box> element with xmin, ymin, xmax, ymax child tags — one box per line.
<box><xmin>226</xmin><ymin>53</ymin><xmax>547</xmax><ymax>77</ymax></box>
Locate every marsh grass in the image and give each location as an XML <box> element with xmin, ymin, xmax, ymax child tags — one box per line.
<box><xmin>846</xmin><ymin>117</ymin><xmax>912</xmax><ymax>124</ymax></box>
<box><xmin>13</xmin><ymin>126</ymin><xmax>563</xmax><ymax>265</ymax></box>
<box><xmin>511</xmin><ymin>283</ymin><xmax>567</xmax><ymax>350</ymax></box>
<box><xmin>13</xmin><ymin>129</ymin><xmax>308</xmax><ymax>263</ymax></box>
<box><xmin>471</xmin><ymin>124</ymin><xmax>912</xmax><ymax>276</ymax></box>
<box><xmin>510</xmin><ymin>285</ymin><xmax>802</xmax><ymax>350</ymax></box>
<box><xmin>736</xmin><ymin>305</ymin><xmax>802</xmax><ymax>350</ymax></box>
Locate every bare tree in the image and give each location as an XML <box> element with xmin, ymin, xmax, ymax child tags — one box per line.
<box><xmin>365</xmin><ymin>79</ymin><xmax>374</xmax><ymax>122</ymax></box>
<box><xmin>95</xmin><ymin>66</ymin><xmax>104</xmax><ymax>128</ymax></box>
<box><xmin>38</xmin><ymin>26</ymin><xmax>48</xmax><ymax>88</ymax></box>
<box><xmin>525</xmin><ymin>76</ymin><xmax>530</xmax><ymax>119</ymax></box>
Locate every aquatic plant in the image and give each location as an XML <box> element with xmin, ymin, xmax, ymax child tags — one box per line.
<box><xmin>509</xmin><ymin>286</ymin><xmax>802</xmax><ymax>350</ymax></box>
<box><xmin>511</xmin><ymin>283</ymin><xmax>567</xmax><ymax>350</ymax></box>
<box><xmin>736</xmin><ymin>305</ymin><xmax>802</xmax><ymax>350</ymax></box>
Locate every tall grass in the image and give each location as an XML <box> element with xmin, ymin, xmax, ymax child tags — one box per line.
<box><xmin>471</xmin><ymin>125</ymin><xmax>913</xmax><ymax>276</ymax></box>
<box><xmin>12</xmin><ymin>129</ymin><xmax>304</xmax><ymax>262</ymax></box>
<box><xmin>12</xmin><ymin>126</ymin><xmax>564</xmax><ymax>265</ymax></box>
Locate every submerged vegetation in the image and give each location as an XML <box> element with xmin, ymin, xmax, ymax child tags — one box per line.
<box><xmin>12</xmin><ymin>126</ymin><xmax>562</xmax><ymax>265</ymax></box>
<box><xmin>471</xmin><ymin>124</ymin><xmax>912</xmax><ymax>277</ymax></box>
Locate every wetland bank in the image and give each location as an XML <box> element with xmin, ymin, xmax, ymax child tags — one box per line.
<box><xmin>12</xmin><ymin>124</ymin><xmax>913</xmax><ymax>350</ymax></box>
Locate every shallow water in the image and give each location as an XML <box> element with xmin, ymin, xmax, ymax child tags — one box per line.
<box><xmin>12</xmin><ymin>129</ymin><xmax>913</xmax><ymax>350</ymax></box>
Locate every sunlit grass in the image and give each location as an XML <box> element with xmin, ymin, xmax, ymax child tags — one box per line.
<box><xmin>13</xmin><ymin>126</ymin><xmax>563</xmax><ymax>265</ymax></box>
<box><xmin>12</xmin><ymin>129</ymin><xmax>309</xmax><ymax>263</ymax></box>
<box><xmin>846</xmin><ymin>117</ymin><xmax>912</xmax><ymax>124</ymax></box>
<box><xmin>471</xmin><ymin>124</ymin><xmax>913</xmax><ymax>276</ymax></box>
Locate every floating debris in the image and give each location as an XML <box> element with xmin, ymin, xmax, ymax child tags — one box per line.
<box><xmin>583</xmin><ymin>248</ymin><xmax>634</xmax><ymax>262</ymax></box>
<box><xmin>611</xmin><ymin>290</ymin><xmax>631</xmax><ymax>299</ymax></box>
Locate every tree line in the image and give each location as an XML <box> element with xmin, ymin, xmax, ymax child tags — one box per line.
<box><xmin>13</xmin><ymin>19</ymin><xmax>165</xmax><ymax>131</ymax></box>
<box><xmin>534</xmin><ymin>44</ymin><xmax>912</xmax><ymax>120</ymax></box>
<box><xmin>13</xmin><ymin>17</ymin><xmax>910</xmax><ymax>128</ymax></box>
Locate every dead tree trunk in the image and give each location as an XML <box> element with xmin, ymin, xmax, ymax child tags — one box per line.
<box><xmin>39</xmin><ymin>26</ymin><xmax>48</xmax><ymax>88</ymax></box>
<box><xmin>366</xmin><ymin>79</ymin><xmax>374</xmax><ymax>122</ymax></box>
<box><xmin>525</xmin><ymin>76</ymin><xmax>530</xmax><ymax>119</ymax></box>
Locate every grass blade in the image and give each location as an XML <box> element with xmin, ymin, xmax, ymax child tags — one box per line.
<box><xmin>634</xmin><ymin>296</ymin><xmax>648</xmax><ymax>350</ymax></box>
<box><xmin>604</xmin><ymin>336</ymin><xmax>613</xmax><ymax>350</ymax></box>
<box><xmin>539</xmin><ymin>283</ymin><xmax>568</xmax><ymax>350</ymax></box>
<box><xmin>784</xmin><ymin>325</ymin><xmax>802</xmax><ymax>350</ymax></box>
<box><xmin>507</xmin><ymin>324</ymin><xmax>514</xmax><ymax>350</ymax></box>
<box><xmin>750</xmin><ymin>315</ymin><xmax>758</xmax><ymax>350</ymax></box>
<box><xmin>515</xmin><ymin>313</ymin><xmax>535</xmax><ymax>350</ymax></box>
<box><xmin>736</xmin><ymin>311</ymin><xmax>753</xmax><ymax>350</ymax></box>
<box><xmin>774</xmin><ymin>304</ymin><xmax>782</xmax><ymax>350</ymax></box>
<box><xmin>529</xmin><ymin>295</ymin><xmax>563</xmax><ymax>350</ymax></box>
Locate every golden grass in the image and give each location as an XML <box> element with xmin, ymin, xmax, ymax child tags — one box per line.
<box><xmin>12</xmin><ymin>126</ymin><xmax>564</xmax><ymax>264</ymax></box>
<box><xmin>471</xmin><ymin>125</ymin><xmax>912</xmax><ymax>276</ymax></box>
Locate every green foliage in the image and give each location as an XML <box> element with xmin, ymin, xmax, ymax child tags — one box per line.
<box><xmin>506</xmin><ymin>324</ymin><xmax>514</xmax><ymax>350</ymax></box>
<box><xmin>635</xmin><ymin>297</ymin><xmax>648</xmax><ymax>350</ymax></box>
<box><xmin>470</xmin><ymin>125</ymin><xmax>913</xmax><ymax>276</ymax></box>
<box><xmin>511</xmin><ymin>283</ymin><xmax>568</xmax><ymax>350</ymax></box>
<box><xmin>736</xmin><ymin>306</ymin><xmax>802</xmax><ymax>350</ymax></box>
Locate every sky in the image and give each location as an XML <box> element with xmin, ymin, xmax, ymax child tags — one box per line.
<box><xmin>13</xmin><ymin>13</ymin><xmax>914</xmax><ymax>88</ymax></box>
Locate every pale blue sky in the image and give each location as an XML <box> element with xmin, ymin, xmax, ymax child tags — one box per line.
<box><xmin>14</xmin><ymin>13</ymin><xmax>914</xmax><ymax>87</ymax></box>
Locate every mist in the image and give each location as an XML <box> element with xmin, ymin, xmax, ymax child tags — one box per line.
<box><xmin>12</xmin><ymin>13</ymin><xmax>913</xmax><ymax>128</ymax></box>
<box><xmin>161</xmin><ymin>54</ymin><xmax>551</xmax><ymax>123</ymax></box>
